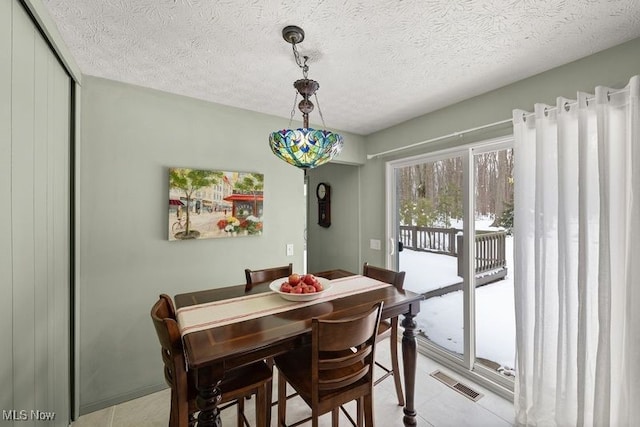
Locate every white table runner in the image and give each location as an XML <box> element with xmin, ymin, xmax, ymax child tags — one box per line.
<box><xmin>176</xmin><ymin>275</ymin><xmax>391</xmax><ymax>337</ymax></box>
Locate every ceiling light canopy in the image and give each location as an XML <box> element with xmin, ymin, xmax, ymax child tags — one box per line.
<box><xmin>269</xmin><ymin>26</ymin><xmax>343</xmax><ymax>169</ymax></box>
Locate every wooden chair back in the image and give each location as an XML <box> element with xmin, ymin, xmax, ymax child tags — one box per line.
<box><xmin>244</xmin><ymin>263</ymin><xmax>292</xmax><ymax>292</ymax></box>
<box><xmin>311</xmin><ymin>302</ymin><xmax>383</xmax><ymax>416</ymax></box>
<box><xmin>363</xmin><ymin>263</ymin><xmax>407</xmax><ymax>406</ymax></box>
<box><xmin>150</xmin><ymin>294</ymin><xmax>193</xmax><ymax>427</ymax></box>
<box><xmin>152</xmin><ymin>294</ymin><xmax>273</xmax><ymax>426</ymax></box>
<box><xmin>362</xmin><ymin>262</ymin><xmax>405</xmax><ymax>290</ymax></box>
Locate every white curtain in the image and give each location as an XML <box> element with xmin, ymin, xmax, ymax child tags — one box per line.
<box><xmin>512</xmin><ymin>75</ymin><xmax>640</xmax><ymax>426</ymax></box>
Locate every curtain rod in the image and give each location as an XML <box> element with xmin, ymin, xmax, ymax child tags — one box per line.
<box><xmin>366</xmin><ymin>118</ymin><xmax>513</xmax><ymax>160</ymax></box>
<box><xmin>521</xmin><ymin>87</ymin><xmax>630</xmax><ymax>120</ymax></box>
<box><xmin>367</xmin><ymin>87</ymin><xmax>629</xmax><ymax>160</ymax></box>
<box><xmin>367</xmin><ymin>87</ymin><xmax>631</xmax><ymax>160</ymax></box>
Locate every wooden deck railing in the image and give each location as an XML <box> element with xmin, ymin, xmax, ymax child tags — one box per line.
<box><xmin>456</xmin><ymin>232</ymin><xmax>507</xmax><ymax>281</ymax></box>
<box><xmin>398</xmin><ymin>226</ymin><xmax>459</xmax><ymax>255</ymax></box>
<box><xmin>399</xmin><ymin>225</ymin><xmax>507</xmax><ymax>282</ymax></box>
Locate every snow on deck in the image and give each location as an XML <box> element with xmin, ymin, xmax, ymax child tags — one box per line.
<box><xmin>399</xmin><ymin>233</ymin><xmax>515</xmax><ymax>373</ymax></box>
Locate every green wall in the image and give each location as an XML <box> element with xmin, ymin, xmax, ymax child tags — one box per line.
<box><xmin>306</xmin><ymin>163</ymin><xmax>362</xmax><ymax>274</ymax></box>
<box><xmin>77</xmin><ymin>76</ymin><xmax>362</xmax><ymax>413</ymax></box>
<box><xmin>354</xmin><ymin>37</ymin><xmax>640</xmax><ymax>268</ymax></box>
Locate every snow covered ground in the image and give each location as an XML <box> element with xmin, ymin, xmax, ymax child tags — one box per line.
<box><xmin>399</xmin><ymin>225</ymin><xmax>516</xmax><ymax>374</ymax></box>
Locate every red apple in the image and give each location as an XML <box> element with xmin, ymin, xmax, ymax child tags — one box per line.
<box><xmin>280</xmin><ymin>283</ymin><xmax>292</xmax><ymax>293</ymax></box>
<box><xmin>288</xmin><ymin>273</ymin><xmax>301</xmax><ymax>285</ymax></box>
<box><xmin>303</xmin><ymin>274</ymin><xmax>316</xmax><ymax>285</ymax></box>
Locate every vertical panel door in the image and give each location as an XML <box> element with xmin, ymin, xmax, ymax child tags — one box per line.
<box><xmin>0</xmin><ymin>1</ymin><xmax>72</xmax><ymax>425</ymax></box>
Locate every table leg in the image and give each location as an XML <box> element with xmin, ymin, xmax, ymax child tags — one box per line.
<box><xmin>401</xmin><ymin>313</ymin><xmax>418</xmax><ymax>426</ymax></box>
<box><xmin>195</xmin><ymin>364</ymin><xmax>223</xmax><ymax>427</ymax></box>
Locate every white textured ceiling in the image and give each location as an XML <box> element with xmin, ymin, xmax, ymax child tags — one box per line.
<box><xmin>44</xmin><ymin>0</ymin><xmax>640</xmax><ymax>135</ymax></box>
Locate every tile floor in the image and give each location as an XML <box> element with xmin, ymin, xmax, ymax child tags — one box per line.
<box><xmin>72</xmin><ymin>345</ymin><xmax>515</xmax><ymax>427</ymax></box>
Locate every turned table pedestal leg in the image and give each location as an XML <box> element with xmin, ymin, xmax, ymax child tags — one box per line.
<box><xmin>195</xmin><ymin>364</ymin><xmax>223</xmax><ymax>427</ymax></box>
<box><xmin>401</xmin><ymin>314</ymin><xmax>418</xmax><ymax>426</ymax></box>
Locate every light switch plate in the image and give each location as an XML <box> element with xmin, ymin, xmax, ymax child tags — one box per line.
<box><xmin>286</xmin><ymin>243</ymin><xmax>294</xmax><ymax>256</ymax></box>
<box><xmin>370</xmin><ymin>239</ymin><xmax>381</xmax><ymax>250</ymax></box>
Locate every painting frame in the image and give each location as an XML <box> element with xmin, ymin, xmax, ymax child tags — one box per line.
<box><xmin>168</xmin><ymin>167</ymin><xmax>264</xmax><ymax>241</ymax></box>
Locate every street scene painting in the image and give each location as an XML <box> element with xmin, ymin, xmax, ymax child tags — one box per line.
<box><xmin>168</xmin><ymin>168</ymin><xmax>264</xmax><ymax>241</ymax></box>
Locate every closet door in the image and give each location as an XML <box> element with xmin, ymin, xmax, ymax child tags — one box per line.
<box><xmin>0</xmin><ymin>1</ymin><xmax>71</xmax><ymax>425</ymax></box>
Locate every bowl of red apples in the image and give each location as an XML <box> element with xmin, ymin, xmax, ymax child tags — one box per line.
<box><xmin>269</xmin><ymin>273</ymin><xmax>332</xmax><ymax>302</ymax></box>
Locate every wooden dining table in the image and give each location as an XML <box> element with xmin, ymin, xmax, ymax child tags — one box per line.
<box><xmin>174</xmin><ymin>269</ymin><xmax>424</xmax><ymax>426</ymax></box>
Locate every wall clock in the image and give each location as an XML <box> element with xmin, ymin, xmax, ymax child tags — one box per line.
<box><xmin>316</xmin><ymin>182</ymin><xmax>331</xmax><ymax>228</ymax></box>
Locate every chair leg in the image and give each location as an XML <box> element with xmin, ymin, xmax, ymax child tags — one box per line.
<box><xmin>265</xmin><ymin>358</ymin><xmax>274</xmax><ymax>425</ymax></box>
<box><xmin>169</xmin><ymin>389</ymin><xmax>178</xmax><ymax>427</ymax></box>
<box><xmin>331</xmin><ymin>408</ymin><xmax>339</xmax><ymax>427</ymax></box>
<box><xmin>174</xmin><ymin>388</ymin><xmax>190</xmax><ymax>427</ymax></box>
<box><xmin>277</xmin><ymin>371</ymin><xmax>287</xmax><ymax>427</ymax></box>
<box><xmin>237</xmin><ymin>396</ymin><xmax>245</xmax><ymax>427</ymax></box>
<box><xmin>256</xmin><ymin>385</ymin><xmax>267</xmax><ymax>427</ymax></box>
<box><xmin>363</xmin><ymin>394</ymin><xmax>375</xmax><ymax>427</ymax></box>
<box><xmin>357</xmin><ymin>397</ymin><xmax>363</xmax><ymax>427</ymax></box>
<box><xmin>168</xmin><ymin>404</ymin><xmax>175</xmax><ymax>427</ymax></box>
<box><xmin>390</xmin><ymin>323</ymin><xmax>405</xmax><ymax>406</ymax></box>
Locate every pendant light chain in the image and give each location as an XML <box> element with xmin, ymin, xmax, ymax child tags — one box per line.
<box><xmin>314</xmin><ymin>93</ymin><xmax>328</xmax><ymax>129</ymax></box>
<box><xmin>288</xmin><ymin>92</ymin><xmax>299</xmax><ymax>129</ymax></box>
<box><xmin>292</xmin><ymin>36</ymin><xmax>323</xmax><ymax>127</ymax></box>
<box><xmin>291</xmin><ymin>43</ymin><xmax>309</xmax><ymax>78</ymax></box>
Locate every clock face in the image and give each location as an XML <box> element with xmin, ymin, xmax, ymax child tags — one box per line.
<box><xmin>316</xmin><ymin>183</ymin><xmax>331</xmax><ymax>227</ymax></box>
<box><xmin>317</xmin><ymin>183</ymin><xmax>328</xmax><ymax>200</ymax></box>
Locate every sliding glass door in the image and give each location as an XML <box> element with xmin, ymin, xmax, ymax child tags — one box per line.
<box><xmin>387</xmin><ymin>137</ymin><xmax>515</xmax><ymax>391</ymax></box>
<box><xmin>472</xmin><ymin>145</ymin><xmax>515</xmax><ymax>381</ymax></box>
<box><xmin>394</xmin><ymin>153</ymin><xmax>467</xmax><ymax>361</ymax></box>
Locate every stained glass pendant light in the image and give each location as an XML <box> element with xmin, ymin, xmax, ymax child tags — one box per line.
<box><xmin>269</xmin><ymin>26</ymin><xmax>343</xmax><ymax>169</ymax></box>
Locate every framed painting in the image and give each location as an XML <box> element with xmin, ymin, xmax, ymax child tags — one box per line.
<box><xmin>168</xmin><ymin>168</ymin><xmax>263</xmax><ymax>241</ymax></box>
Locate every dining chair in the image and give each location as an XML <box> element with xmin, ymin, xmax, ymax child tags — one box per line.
<box><xmin>151</xmin><ymin>294</ymin><xmax>273</xmax><ymax>427</ymax></box>
<box><xmin>362</xmin><ymin>262</ymin><xmax>407</xmax><ymax>406</ymax></box>
<box><xmin>244</xmin><ymin>263</ymin><xmax>293</xmax><ymax>292</ymax></box>
<box><xmin>244</xmin><ymin>263</ymin><xmax>294</xmax><ymax>408</ymax></box>
<box><xmin>274</xmin><ymin>302</ymin><xmax>383</xmax><ymax>427</ymax></box>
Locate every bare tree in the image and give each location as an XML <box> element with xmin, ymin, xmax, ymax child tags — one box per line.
<box><xmin>398</xmin><ymin>148</ymin><xmax>513</xmax><ymax>229</ymax></box>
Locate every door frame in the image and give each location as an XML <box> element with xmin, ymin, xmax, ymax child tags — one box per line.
<box><xmin>384</xmin><ymin>135</ymin><xmax>515</xmax><ymax>398</ymax></box>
